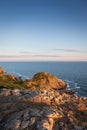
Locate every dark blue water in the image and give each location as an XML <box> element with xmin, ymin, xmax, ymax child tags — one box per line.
<box><xmin>0</xmin><ymin>62</ymin><xmax>87</xmax><ymax>97</ymax></box>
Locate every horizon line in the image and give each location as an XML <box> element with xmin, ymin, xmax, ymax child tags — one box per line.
<box><xmin>0</xmin><ymin>60</ymin><xmax>87</xmax><ymax>62</ymax></box>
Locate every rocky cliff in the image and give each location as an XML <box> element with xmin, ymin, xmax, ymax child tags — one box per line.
<box><xmin>0</xmin><ymin>67</ymin><xmax>87</xmax><ymax>130</ymax></box>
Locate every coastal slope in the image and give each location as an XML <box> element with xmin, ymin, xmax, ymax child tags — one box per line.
<box><xmin>0</xmin><ymin>67</ymin><xmax>87</xmax><ymax>130</ymax></box>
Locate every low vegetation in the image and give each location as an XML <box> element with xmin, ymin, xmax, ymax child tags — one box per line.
<box><xmin>0</xmin><ymin>67</ymin><xmax>67</xmax><ymax>91</ymax></box>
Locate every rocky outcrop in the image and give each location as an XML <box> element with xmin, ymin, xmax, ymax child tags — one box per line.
<box><xmin>0</xmin><ymin>67</ymin><xmax>24</xmax><ymax>89</ymax></box>
<box><xmin>0</xmin><ymin>69</ymin><xmax>67</xmax><ymax>90</ymax></box>
<box><xmin>24</xmin><ymin>72</ymin><xmax>67</xmax><ymax>90</ymax></box>
<box><xmin>0</xmin><ymin>68</ymin><xmax>87</xmax><ymax>130</ymax></box>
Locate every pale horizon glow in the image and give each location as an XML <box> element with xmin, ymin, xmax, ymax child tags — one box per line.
<box><xmin>0</xmin><ymin>0</ymin><xmax>87</xmax><ymax>61</ymax></box>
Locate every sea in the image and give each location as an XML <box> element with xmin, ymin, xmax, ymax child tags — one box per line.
<box><xmin>0</xmin><ymin>61</ymin><xmax>87</xmax><ymax>97</ymax></box>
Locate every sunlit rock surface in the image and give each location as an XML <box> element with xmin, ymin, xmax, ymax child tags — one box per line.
<box><xmin>0</xmin><ymin>67</ymin><xmax>7</xmax><ymax>75</ymax></box>
<box><xmin>24</xmin><ymin>72</ymin><xmax>67</xmax><ymax>90</ymax></box>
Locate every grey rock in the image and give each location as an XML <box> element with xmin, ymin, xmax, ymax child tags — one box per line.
<box><xmin>21</xmin><ymin>120</ymin><xmax>30</xmax><ymax>129</ymax></box>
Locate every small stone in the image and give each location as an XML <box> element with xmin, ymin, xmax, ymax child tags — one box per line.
<box><xmin>74</xmin><ymin>125</ymin><xmax>83</xmax><ymax>130</ymax></box>
<box><xmin>4</xmin><ymin>119</ymin><xmax>21</xmax><ymax>129</ymax></box>
<box><xmin>30</xmin><ymin>108</ymin><xmax>41</xmax><ymax>117</ymax></box>
<box><xmin>0</xmin><ymin>90</ymin><xmax>11</xmax><ymax>96</ymax></box>
<box><xmin>37</xmin><ymin>119</ymin><xmax>50</xmax><ymax>130</ymax></box>
<box><xmin>23</xmin><ymin>109</ymin><xmax>30</xmax><ymax>120</ymax></box>
<box><xmin>21</xmin><ymin>120</ymin><xmax>29</xmax><ymax>129</ymax></box>
<box><xmin>11</xmin><ymin>89</ymin><xmax>21</xmax><ymax>96</ymax></box>
<box><xmin>29</xmin><ymin>117</ymin><xmax>36</xmax><ymax>126</ymax></box>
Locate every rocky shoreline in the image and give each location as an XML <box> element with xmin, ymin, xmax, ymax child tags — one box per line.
<box><xmin>0</xmin><ymin>67</ymin><xmax>87</xmax><ymax>130</ymax></box>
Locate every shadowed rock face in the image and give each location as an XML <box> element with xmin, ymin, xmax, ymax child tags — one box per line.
<box><xmin>0</xmin><ymin>89</ymin><xmax>87</xmax><ymax>130</ymax></box>
<box><xmin>25</xmin><ymin>72</ymin><xmax>67</xmax><ymax>90</ymax></box>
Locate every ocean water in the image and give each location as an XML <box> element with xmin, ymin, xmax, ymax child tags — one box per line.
<box><xmin>0</xmin><ymin>61</ymin><xmax>87</xmax><ymax>97</ymax></box>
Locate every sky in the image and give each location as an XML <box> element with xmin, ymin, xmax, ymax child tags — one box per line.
<box><xmin>0</xmin><ymin>0</ymin><xmax>87</xmax><ymax>61</ymax></box>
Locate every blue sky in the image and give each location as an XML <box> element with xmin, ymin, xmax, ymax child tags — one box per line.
<box><xmin>0</xmin><ymin>0</ymin><xmax>87</xmax><ymax>61</ymax></box>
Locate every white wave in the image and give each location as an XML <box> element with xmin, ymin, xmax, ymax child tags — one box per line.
<box><xmin>10</xmin><ymin>71</ymin><xmax>22</xmax><ymax>77</ymax></box>
<box><xmin>65</xmin><ymin>80</ymin><xmax>75</xmax><ymax>84</ymax></box>
<box><xmin>67</xmin><ymin>84</ymin><xmax>70</xmax><ymax>88</ymax></box>
<box><xmin>75</xmin><ymin>86</ymin><xmax>80</xmax><ymax>89</ymax></box>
